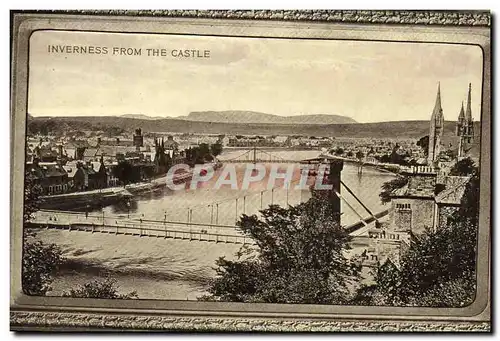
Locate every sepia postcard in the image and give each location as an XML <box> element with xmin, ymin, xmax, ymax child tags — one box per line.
<box><xmin>10</xmin><ymin>10</ymin><xmax>491</xmax><ymax>332</ymax></box>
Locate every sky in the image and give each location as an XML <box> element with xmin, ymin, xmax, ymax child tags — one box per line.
<box><xmin>28</xmin><ymin>30</ymin><xmax>483</xmax><ymax>123</ymax></box>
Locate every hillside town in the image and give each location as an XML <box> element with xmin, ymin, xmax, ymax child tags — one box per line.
<box><xmin>347</xmin><ymin>83</ymin><xmax>478</xmax><ymax>274</ymax></box>
<box><xmin>24</xmin><ymin>83</ymin><xmax>479</xmax><ymax>292</ymax></box>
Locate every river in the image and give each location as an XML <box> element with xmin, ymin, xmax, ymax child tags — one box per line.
<box><xmin>34</xmin><ymin>150</ymin><xmax>396</xmax><ymax>300</ymax></box>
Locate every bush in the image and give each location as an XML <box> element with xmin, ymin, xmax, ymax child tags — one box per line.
<box><xmin>63</xmin><ymin>277</ymin><xmax>138</xmax><ymax>299</ymax></box>
<box><xmin>201</xmin><ymin>195</ymin><xmax>359</xmax><ymax>304</ymax></box>
<box><xmin>22</xmin><ymin>241</ymin><xmax>64</xmax><ymax>296</ymax></box>
<box><xmin>379</xmin><ymin>176</ymin><xmax>409</xmax><ymax>204</ymax></box>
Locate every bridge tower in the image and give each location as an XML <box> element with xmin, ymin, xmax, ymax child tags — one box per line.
<box><xmin>327</xmin><ymin>160</ymin><xmax>344</xmax><ymax>227</ymax></box>
<box><xmin>308</xmin><ymin>159</ymin><xmax>344</xmax><ymax>227</ymax></box>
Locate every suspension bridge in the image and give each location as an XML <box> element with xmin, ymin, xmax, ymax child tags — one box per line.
<box><xmin>218</xmin><ymin>146</ymin><xmax>372</xmax><ymax>175</ymax></box>
<box><xmin>218</xmin><ymin>146</ymin><xmax>301</xmax><ymax>163</ymax></box>
<box><xmin>31</xmin><ymin>155</ymin><xmax>389</xmax><ymax>245</ymax></box>
<box><xmin>29</xmin><ymin>150</ymin><xmax>391</xmax><ymax>244</ymax></box>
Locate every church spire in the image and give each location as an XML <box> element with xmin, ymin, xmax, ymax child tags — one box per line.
<box><xmin>431</xmin><ymin>82</ymin><xmax>444</xmax><ymax>127</ymax></box>
<box><xmin>465</xmin><ymin>83</ymin><xmax>472</xmax><ymax>122</ymax></box>
<box><xmin>428</xmin><ymin>83</ymin><xmax>444</xmax><ymax>165</ymax></box>
<box><xmin>433</xmin><ymin>83</ymin><xmax>442</xmax><ymax>114</ymax></box>
<box><xmin>458</xmin><ymin>101</ymin><xmax>465</xmax><ymax>121</ymax></box>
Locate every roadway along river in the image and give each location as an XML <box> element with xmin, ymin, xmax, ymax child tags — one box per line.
<box><xmin>34</xmin><ymin>150</ymin><xmax>396</xmax><ymax>300</ymax></box>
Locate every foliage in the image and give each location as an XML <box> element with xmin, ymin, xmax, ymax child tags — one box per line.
<box><xmin>27</xmin><ymin>119</ymin><xmax>96</xmax><ymax>136</ymax></box>
<box><xmin>23</xmin><ymin>173</ymin><xmax>44</xmax><ymax>225</ymax></box>
<box><xmin>22</xmin><ymin>241</ymin><xmax>64</xmax><ymax>296</ymax></box>
<box><xmin>355</xmin><ymin>151</ymin><xmax>364</xmax><ymax>160</ymax></box>
<box><xmin>185</xmin><ymin>143</ymin><xmax>219</xmax><ymax>166</ymax></box>
<box><xmin>63</xmin><ymin>277</ymin><xmax>138</xmax><ymax>299</ymax></box>
<box><xmin>346</xmin><ymin>151</ymin><xmax>353</xmax><ymax>158</ymax></box>
<box><xmin>417</xmin><ymin>135</ymin><xmax>429</xmax><ymax>156</ymax></box>
<box><xmin>355</xmin><ymin>173</ymin><xmax>479</xmax><ymax>307</ymax></box>
<box><xmin>210</xmin><ymin>143</ymin><xmax>223</xmax><ymax>158</ymax></box>
<box><xmin>333</xmin><ymin>147</ymin><xmax>344</xmax><ymax>156</ymax></box>
<box><xmin>202</xmin><ymin>195</ymin><xmax>359</xmax><ymax>304</ymax></box>
<box><xmin>449</xmin><ymin>157</ymin><xmax>477</xmax><ymax>176</ymax></box>
<box><xmin>112</xmin><ymin>161</ymin><xmax>134</xmax><ymax>186</ymax></box>
<box><xmin>23</xmin><ymin>170</ymin><xmax>65</xmax><ymax>296</ymax></box>
<box><xmin>379</xmin><ymin>176</ymin><xmax>409</xmax><ymax>204</ymax></box>
<box><xmin>102</xmin><ymin>126</ymin><xmax>125</xmax><ymax>138</ymax></box>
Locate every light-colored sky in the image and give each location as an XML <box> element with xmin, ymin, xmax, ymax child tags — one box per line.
<box><xmin>28</xmin><ymin>30</ymin><xmax>483</xmax><ymax>123</ymax></box>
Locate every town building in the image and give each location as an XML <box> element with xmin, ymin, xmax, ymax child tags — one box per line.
<box><xmin>390</xmin><ymin>166</ymin><xmax>469</xmax><ymax>235</ymax></box>
<box><xmin>72</xmin><ymin>159</ymin><xmax>109</xmax><ymax>192</ymax></box>
<box><xmin>133</xmin><ymin>128</ymin><xmax>144</xmax><ymax>150</ymax></box>
<box><xmin>26</xmin><ymin>159</ymin><xmax>69</xmax><ymax>195</ymax></box>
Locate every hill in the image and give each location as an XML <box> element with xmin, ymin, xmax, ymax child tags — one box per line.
<box><xmin>27</xmin><ymin>115</ymin><xmax>481</xmax><ymax>140</ymax></box>
<box><xmin>120</xmin><ymin>114</ymin><xmax>163</xmax><ymax>120</ymax></box>
<box><xmin>181</xmin><ymin>111</ymin><xmax>357</xmax><ymax>125</ymax></box>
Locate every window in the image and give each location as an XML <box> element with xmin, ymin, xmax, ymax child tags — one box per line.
<box><xmin>396</xmin><ymin>203</ymin><xmax>411</xmax><ymax>210</ymax></box>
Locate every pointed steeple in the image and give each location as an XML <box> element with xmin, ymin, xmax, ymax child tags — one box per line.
<box><xmin>431</xmin><ymin>82</ymin><xmax>444</xmax><ymax>126</ymax></box>
<box><xmin>458</xmin><ymin>101</ymin><xmax>465</xmax><ymax>121</ymax></box>
<box><xmin>465</xmin><ymin>83</ymin><xmax>472</xmax><ymax>122</ymax></box>
<box><xmin>433</xmin><ymin>83</ymin><xmax>442</xmax><ymax>113</ymax></box>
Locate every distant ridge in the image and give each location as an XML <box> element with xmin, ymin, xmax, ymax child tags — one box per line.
<box><xmin>120</xmin><ymin>114</ymin><xmax>163</xmax><ymax>120</ymax></box>
<box><xmin>181</xmin><ymin>111</ymin><xmax>357</xmax><ymax>125</ymax></box>
<box><xmin>28</xmin><ymin>115</ymin><xmax>479</xmax><ymax>140</ymax></box>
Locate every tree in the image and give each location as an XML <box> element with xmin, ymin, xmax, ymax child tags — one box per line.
<box><xmin>23</xmin><ymin>173</ymin><xmax>44</xmax><ymax>226</ymax></box>
<box><xmin>210</xmin><ymin>143</ymin><xmax>223</xmax><ymax>158</ymax></box>
<box><xmin>198</xmin><ymin>143</ymin><xmax>210</xmax><ymax>157</ymax></box>
<box><xmin>346</xmin><ymin>151</ymin><xmax>354</xmax><ymax>158</ymax></box>
<box><xmin>449</xmin><ymin>157</ymin><xmax>477</xmax><ymax>176</ymax></box>
<box><xmin>202</xmin><ymin>195</ymin><xmax>359</xmax><ymax>304</ymax></box>
<box><xmin>112</xmin><ymin>161</ymin><xmax>134</xmax><ymax>186</ymax></box>
<box><xmin>417</xmin><ymin>135</ymin><xmax>429</xmax><ymax>156</ymax></box>
<box><xmin>22</xmin><ymin>241</ymin><xmax>64</xmax><ymax>296</ymax></box>
<box><xmin>379</xmin><ymin>176</ymin><xmax>409</xmax><ymax>204</ymax></box>
<box><xmin>103</xmin><ymin>126</ymin><xmax>125</xmax><ymax>138</ymax></box>
<box><xmin>23</xmin><ymin>170</ymin><xmax>65</xmax><ymax>296</ymax></box>
<box><xmin>351</xmin><ymin>260</ymin><xmax>402</xmax><ymax>306</ymax></box>
<box><xmin>63</xmin><ymin>277</ymin><xmax>138</xmax><ymax>299</ymax></box>
<box><xmin>355</xmin><ymin>151</ymin><xmax>364</xmax><ymax>161</ymax></box>
<box><xmin>334</xmin><ymin>147</ymin><xmax>344</xmax><ymax>156</ymax></box>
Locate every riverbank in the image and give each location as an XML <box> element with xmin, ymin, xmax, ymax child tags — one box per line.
<box><xmin>39</xmin><ymin>187</ymin><xmax>133</xmax><ymax>210</ymax></box>
<box><xmin>34</xmin><ymin>157</ymin><xmax>395</xmax><ymax>300</ymax></box>
<box><xmin>38</xmin><ymin>164</ymin><xmax>201</xmax><ymax>210</ymax></box>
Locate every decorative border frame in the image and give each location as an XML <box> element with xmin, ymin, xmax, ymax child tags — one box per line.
<box><xmin>10</xmin><ymin>10</ymin><xmax>491</xmax><ymax>332</ymax></box>
<box><xmin>10</xmin><ymin>311</ymin><xmax>491</xmax><ymax>332</ymax></box>
<box><xmin>41</xmin><ymin>9</ymin><xmax>491</xmax><ymax>26</ymax></box>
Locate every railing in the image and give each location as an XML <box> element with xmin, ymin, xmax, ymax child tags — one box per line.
<box><xmin>224</xmin><ymin>159</ymin><xmax>298</xmax><ymax>163</ymax></box>
<box><xmin>29</xmin><ymin>221</ymin><xmax>255</xmax><ymax>245</ymax></box>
